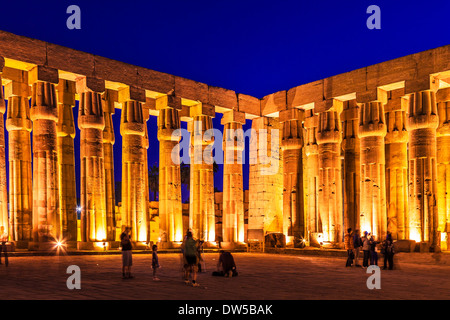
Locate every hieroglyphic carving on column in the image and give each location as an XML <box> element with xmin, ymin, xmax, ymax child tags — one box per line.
<box><xmin>0</xmin><ymin>58</ymin><xmax>8</xmax><ymax>238</ymax></box>
<box><xmin>341</xmin><ymin>100</ymin><xmax>360</xmax><ymax>233</ymax></box>
<box><xmin>405</xmin><ymin>90</ymin><xmax>439</xmax><ymax>249</ymax></box>
<box><xmin>385</xmin><ymin>89</ymin><xmax>408</xmax><ymax>240</ymax></box>
<box><xmin>102</xmin><ymin>89</ymin><xmax>117</xmax><ymax>241</ymax></box>
<box><xmin>280</xmin><ymin>108</ymin><xmax>305</xmax><ymax>244</ymax></box>
<box><xmin>188</xmin><ymin>103</ymin><xmax>215</xmax><ymax>242</ymax></box>
<box><xmin>77</xmin><ymin>77</ymin><xmax>107</xmax><ymax>242</ymax></box>
<box><xmin>157</xmin><ymin>95</ymin><xmax>183</xmax><ymax>244</ymax></box>
<box><xmin>5</xmin><ymin>70</ymin><xmax>32</xmax><ymax>244</ymax></box>
<box><xmin>436</xmin><ymin>87</ymin><xmax>450</xmax><ymax>250</ymax></box>
<box><xmin>120</xmin><ymin>87</ymin><xmax>148</xmax><ymax>242</ymax></box>
<box><xmin>247</xmin><ymin>117</ymin><xmax>283</xmax><ymax>241</ymax></box>
<box><xmin>317</xmin><ymin>104</ymin><xmax>342</xmax><ymax>244</ymax></box>
<box><xmin>221</xmin><ymin>110</ymin><xmax>246</xmax><ymax>244</ymax></box>
<box><xmin>56</xmin><ymin>79</ymin><xmax>77</xmax><ymax>242</ymax></box>
<box><xmin>358</xmin><ymin>100</ymin><xmax>387</xmax><ymax>239</ymax></box>
<box><xmin>304</xmin><ymin>109</ymin><xmax>320</xmax><ymax>236</ymax></box>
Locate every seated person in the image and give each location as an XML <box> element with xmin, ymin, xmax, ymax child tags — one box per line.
<box><xmin>213</xmin><ymin>250</ymin><xmax>238</xmax><ymax>277</ymax></box>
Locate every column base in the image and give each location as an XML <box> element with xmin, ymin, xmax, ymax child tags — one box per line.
<box><xmin>132</xmin><ymin>241</ymin><xmax>150</xmax><ymax>250</ymax></box>
<box><xmin>77</xmin><ymin>241</ymin><xmax>118</xmax><ymax>251</ymax></box>
<box><xmin>203</xmin><ymin>241</ymin><xmax>219</xmax><ymax>249</ymax></box>
<box><xmin>393</xmin><ymin>240</ymin><xmax>416</xmax><ymax>252</ymax></box>
<box><xmin>158</xmin><ymin>241</ymin><xmax>182</xmax><ymax>249</ymax></box>
<box><xmin>13</xmin><ymin>240</ymin><xmax>28</xmax><ymax>250</ymax></box>
<box><xmin>28</xmin><ymin>242</ymin><xmax>58</xmax><ymax>251</ymax></box>
<box><xmin>220</xmin><ymin>242</ymin><xmax>247</xmax><ymax>250</ymax></box>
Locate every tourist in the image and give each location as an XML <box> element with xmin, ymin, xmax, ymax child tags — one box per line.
<box><xmin>353</xmin><ymin>229</ymin><xmax>362</xmax><ymax>267</ymax></box>
<box><xmin>152</xmin><ymin>244</ymin><xmax>160</xmax><ymax>281</ymax></box>
<box><xmin>362</xmin><ymin>231</ymin><xmax>371</xmax><ymax>268</ymax></box>
<box><xmin>0</xmin><ymin>226</ymin><xmax>8</xmax><ymax>267</ymax></box>
<box><xmin>197</xmin><ymin>240</ymin><xmax>205</xmax><ymax>272</ymax></box>
<box><xmin>120</xmin><ymin>227</ymin><xmax>133</xmax><ymax>279</ymax></box>
<box><xmin>382</xmin><ymin>231</ymin><xmax>395</xmax><ymax>270</ymax></box>
<box><xmin>344</xmin><ymin>228</ymin><xmax>354</xmax><ymax>267</ymax></box>
<box><xmin>369</xmin><ymin>235</ymin><xmax>379</xmax><ymax>266</ymax></box>
<box><xmin>182</xmin><ymin>231</ymin><xmax>199</xmax><ymax>286</ymax></box>
<box><xmin>214</xmin><ymin>250</ymin><xmax>238</xmax><ymax>277</ymax></box>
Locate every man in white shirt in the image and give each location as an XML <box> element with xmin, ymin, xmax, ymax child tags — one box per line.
<box><xmin>0</xmin><ymin>226</ymin><xmax>8</xmax><ymax>266</ymax></box>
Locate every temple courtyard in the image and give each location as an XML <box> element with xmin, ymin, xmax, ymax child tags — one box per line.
<box><xmin>0</xmin><ymin>251</ymin><xmax>449</xmax><ymax>300</ymax></box>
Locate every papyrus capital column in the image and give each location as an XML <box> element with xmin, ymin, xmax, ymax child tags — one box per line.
<box><xmin>77</xmin><ymin>76</ymin><xmax>107</xmax><ymax>244</ymax></box>
<box><xmin>221</xmin><ymin>110</ymin><xmax>246</xmax><ymax>245</ymax></box>
<box><xmin>188</xmin><ymin>103</ymin><xmax>216</xmax><ymax>243</ymax></box>
<box><xmin>317</xmin><ymin>101</ymin><xmax>342</xmax><ymax>244</ymax></box>
<box><xmin>280</xmin><ymin>108</ymin><xmax>305</xmax><ymax>246</ymax></box>
<box><xmin>341</xmin><ymin>100</ymin><xmax>360</xmax><ymax>233</ymax></box>
<box><xmin>0</xmin><ymin>58</ymin><xmax>8</xmax><ymax>240</ymax></box>
<box><xmin>405</xmin><ymin>89</ymin><xmax>439</xmax><ymax>250</ymax></box>
<box><xmin>436</xmin><ymin>87</ymin><xmax>450</xmax><ymax>250</ymax></box>
<box><xmin>56</xmin><ymin>79</ymin><xmax>78</xmax><ymax>243</ymax></box>
<box><xmin>358</xmin><ymin>99</ymin><xmax>387</xmax><ymax>240</ymax></box>
<box><xmin>157</xmin><ymin>94</ymin><xmax>183</xmax><ymax>245</ymax></box>
<box><xmin>120</xmin><ymin>86</ymin><xmax>148</xmax><ymax>243</ymax></box>
<box><xmin>5</xmin><ymin>69</ymin><xmax>33</xmax><ymax>246</ymax></box>
<box><xmin>385</xmin><ymin>89</ymin><xmax>408</xmax><ymax>240</ymax></box>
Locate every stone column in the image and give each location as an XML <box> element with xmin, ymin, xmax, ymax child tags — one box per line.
<box><xmin>221</xmin><ymin>110</ymin><xmax>246</xmax><ymax>246</ymax></box>
<box><xmin>56</xmin><ymin>79</ymin><xmax>77</xmax><ymax>243</ymax></box>
<box><xmin>436</xmin><ymin>87</ymin><xmax>450</xmax><ymax>250</ymax></box>
<box><xmin>385</xmin><ymin>90</ymin><xmax>408</xmax><ymax>240</ymax></box>
<box><xmin>189</xmin><ymin>103</ymin><xmax>216</xmax><ymax>243</ymax></box>
<box><xmin>405</xmin><ymin>90</ymin><xmax>439</xmax><ymax>250</ymax></box>
<box><xmin>247</xmin><ymin>117</ymin><xmax>283</xmax><ymax>241</ymax></box>
<box><xmin>120</xmin><ymin>87</ymin><xmax>148</xmax><ymax>243</ymax></box>
<box><xmin>5</xmin><ymin>70</ymin><xmax>33</xmax><ymax>246</ymax></box>
<box><xmin>77</xmin><ymin>77</ymin><xmax>107</xmax><ymax>245</ymax></box>
<box><xmin>0</xmin><ymin>58</ymin><xmax>8</xmax><ymax>238</ymax></box>
<box><xmin>358</xmin><ymin>100</ymin><xmax>387</xmax><ymax>239</ymax></box>
<box><xmin>341</xmin><ymin>100</ymin><xmax>360</xmax><ymax>232</ymax></box>
<box><xmin>157</xmin><ymin>95</ymin><xmax>183</xmax><ymax>246</ymax></box>
<box><xmin>280</xmin><ymin>109</ymin><xmax>305</xmax><ymax>245</ymax></box>
<box><xmin>304</xmin><ymin>109</ymin><xmax>320</xmax><ymax>241</ymax></box>
<box><xmin>102</xmin><ymin>89</ymin><xmax>116</xmax><ymax>242</ymax></box>
<box><xmin>316</xmin><ymin>105</ymin><xmax>342</xmax><ymax>244</ymax></box>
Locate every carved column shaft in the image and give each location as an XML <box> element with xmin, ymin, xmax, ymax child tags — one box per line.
<box><xmin>222</xmin><ymin>110</ymin><xmax>245</xmax><ymax>244</ymax></box>
<box><xmin>0</xmin><ymin>59</ymin><xmax>8</xmax><ymax>236</ymax></box>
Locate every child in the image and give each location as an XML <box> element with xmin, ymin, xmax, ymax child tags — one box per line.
<box><xmin>152</xmin><ymin>244</ymin><xmax>160</xmax><ymax>281</ymax></box>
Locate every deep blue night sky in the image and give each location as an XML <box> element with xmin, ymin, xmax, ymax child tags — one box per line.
<box><xmin>1</xmin><ymin>0</ymin><xmax>449</xmax><ymax>202</ymax></box>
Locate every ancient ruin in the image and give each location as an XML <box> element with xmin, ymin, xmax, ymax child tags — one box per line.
<box><xmin>1</xmin><ymin>30</ymin><xmax>450</xmax><ymax>252</ymax></box>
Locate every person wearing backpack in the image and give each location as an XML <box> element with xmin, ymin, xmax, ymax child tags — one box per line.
<box><xmin>382</xmin><ymin>231</ymin><xmax>395</xmax><ymax>270</ymax></box>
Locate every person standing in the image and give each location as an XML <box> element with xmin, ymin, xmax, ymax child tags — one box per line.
<box><xmin>344</xmin><ymin>228</ymin><xmax>354</xmax><ymax>267</ymax></box>
<box><xmin>353</xmin><ymin>229</ymin><xmax>362</xmax><ymax>267</ymax></box>
<box><xmin>120</xmin><ymin>227</ymin><xmax>133</xmax><ymax>279</ymax></box>
<box><xmin>182</xmin><ymin>231</ymin><xmax>199</xmax><ymax>286</ymax></box>
<box><xmin>383</xmin><ymin>231</ymin><xmax>395</xmax><ymax>270</ymax></box>
<box><xmin>0</xmin><ymin>226</ymin><xmax>8</xmax><ymax>267</ymax></box>
<box><xmin>361</xmin><ymin>231</ymin><xmax>371</xmax><ymax>268</ymax></box>
<box><xmin>152</xmin><ymin>244</ymin><xmax>160</xmax><ymax>281</ymax></box>
<box><xmin>369</xmin><ymin>235</ymin><xmax>379</xmax><ymax>266</ymax></box>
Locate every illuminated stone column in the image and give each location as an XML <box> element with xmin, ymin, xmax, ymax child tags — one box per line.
<box><xmin>157</xmin><ymin>95</ymin><xmax>183</xmax><ymax>246</ymax></box>
<box><xmin>304</xmin><ymin>109</ymin><xmax>320</xmax><ymax>237</ymax></box>
<box><xmin>385</xmin><ymin>91</ymin><xmax>408</xmax><ymax>240</ymax></box>
<box><xmin>405</xmin><ymin>90</ymin><xmax>439</xmax><ymax>250</ymax></box>
<box><xmin>436</xmin><ymin>87</ymin><xmax>450</xmax><ymax>250</ymax></box>
<box><xmin>56</xmin><ymin>79</ymin><xmax>77</xmax><ymax>243</ymax></box>
<box><xmin>317</xmin><ymin>105</ymin><xmax>342</xmax><ymax>244</ymax></box>
<box><xmin>102</xmin><ymin>89</ymin><xmax>117</xmax><ymax>242</ymax></box>
<box><xmin>221</xmin><ymin>110</ymin><xmax>246</xmax><ymax>245</ymax></box>
<box><xmin>5</xmin><ymin>71</ymin><xmax>33</xmax><ymax>246</ymax></box>
<box><xmin>342</xmin><ymin>100</ymin><xmax>360</xmax><ymax>232</ymax></box>
<box><xmin>358</xmin><ymin>100</ymin><xmax>387</xmax><ymax>239</ymax></box>
<box><xmin>188</xmin><ymin>103</ymin><xmax>216</xmax><ymax>243</ymax></box>
<box><xmin>77</xmin><ymin>77</ymin><xmax>107</xmax><ymax>244</ymax></box>
<box><xmin>0</xmin><ymin>58</ymin><xmax>8</xmax><ymax>238</ymax></box>
<box><xmin>120</xmin><ymin>87</ymin><xmax>148</xmax><ymax>243</ymax></box>
<box><xmin>280</xmin><ymin>109</ymin><xmax>305</xmax><ymax>245</ymax></box>
<box><xmin>247</xmin><ymin>117</ymin><xmax>283</xmax><ymax>241</ymax></box>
